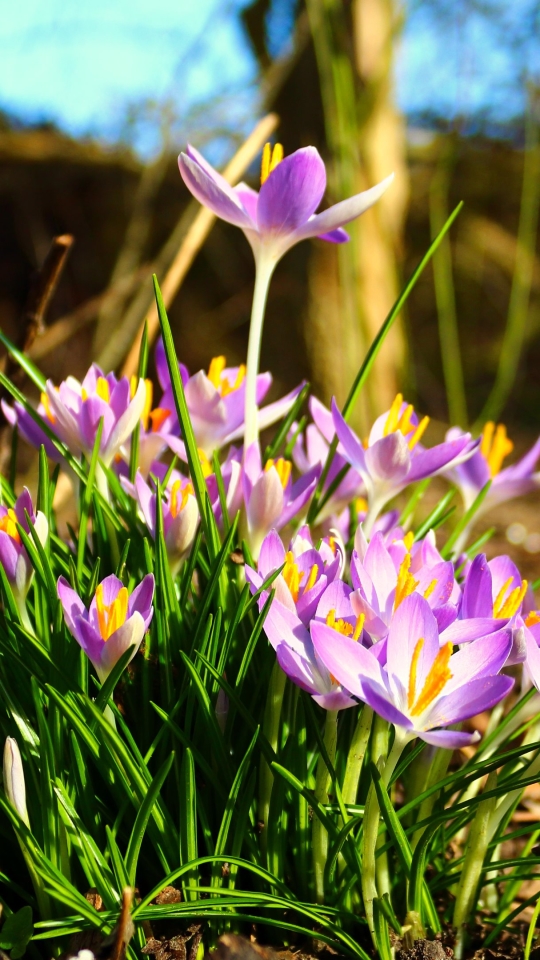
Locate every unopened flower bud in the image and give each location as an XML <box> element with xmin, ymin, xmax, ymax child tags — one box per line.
<box><xmin>3</xmin><ymin>737</ymin><xmax>30</xmax><ymax>827</ymax></box>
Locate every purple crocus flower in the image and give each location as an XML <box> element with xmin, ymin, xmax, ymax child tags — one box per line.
<box><xmin>57</xmin><ymin>573</ymin><xmax>154</xmax><ymax>682</ymax></box>
<box><xmin>134</xmin><ymin>466</ymin><xmax>199</xmax><ymax>574</ymax></box>
<box><xmin>0</xmin><ymin>488</ymin><xmax>48</xmax><ymax>601</ymax></box>
<box><xmin>178</xmin><ymin>142</ymin><xmax>393</xmax><ymax>450</ymax></box>
<box><xmin>312</xmin><ymin>593</ymin><xmax>514</xmax><ymax>748</ymax></box>
<box><xmin>245</xmin><ymin>526</ymin><xmax>342</xmax><ymax>625</ymax></box>
<box><xmin>331</xmin><ymin>393</ymin><xmax>478</xmax><ymax>533</ymax></box>
<box><xmin>459</xmin><ymin>553</ymin><xmax>531</xmax><ymax>664</ymax></box>
<box><xmin>261</xmin><ymin>578</ymin><xmax>364</xmax><ymax>710</ymax></box>
<box><xmin>445</xmin><ymin>423</ymin><xmax>540</xmax><ymax>518</ymax></box>
<box><xmin>155</xmin><ymin>340</ymin><xmax>305</xmax><ymax>458</ymax></box>
<box><xmin>242</xmin><ymin>442</ymin><xmax>320</xmax><ymax>558</ymax></box>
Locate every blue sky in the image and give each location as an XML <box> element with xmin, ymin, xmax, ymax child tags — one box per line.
<box><xmin>0</xmin><ymin>0</ymin><xmax>536</xmax><ymax>153</ymax></box>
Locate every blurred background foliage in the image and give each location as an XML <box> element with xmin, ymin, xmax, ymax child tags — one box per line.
<box><xmin>0</xmin><ymin>0</ymin><xmax>539</xmax><ymax>479</ymax></box>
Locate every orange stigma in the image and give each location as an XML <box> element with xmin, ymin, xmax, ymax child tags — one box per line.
<box><xmin>326</xmin><ymin>608</ymin><xmax>364</xmax><ymax>641</ymax></box>
<box><xmin>207</xmin><ymin>356</ymin><xmax>246</xmax><ymax>397</ymax></box>
<box><xmin>480</xmin><ymin>422</ymin><xmax>514</xmax><ymax>477</ymax></box>
<box><xmin>0</xmin><ymin>509</ymin><xmax>21</xmax><ymax>544</ymax></box>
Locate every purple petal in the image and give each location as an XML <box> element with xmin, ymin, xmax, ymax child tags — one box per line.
<box><xmin>295</xmin><ymin>174</ymin><xmax>394</xmax><ymax>240</ymax></box>
<box><xmin>460</xmin><ymin>554</ymin><xmax>493</xmax><ymax>619</ymax></box>
<box><xmin>0</xmin><ymin>531</ymin><xmax>21</xmax><ymax>583</ymax></box>
<box><xmin>426</xmin><ymin>675</ymin><xmax>514</xmax><ymax>727</ymax></box>
<box><xmin>331</xmin><ymin>399</ymin><xmax>366</xmax><ymax>472</ymax></box>
<box><xmin>310</xmin><ymin>621</ymin><xmax>383</xmax><ymax>699</ymax></box>
<box><xmin>407</xmin><ymin>436</ymin><xmax>478</xmax><ymax>483</ymax></box>
<box><xmin>257</xmin><ymin>147</ymin><xmax>326</xmax><ymax>238</ymax></box>
<box><xmin>257</xmin><ymin>530</ymin><xmax>286</xmax><ymax>577</ymax></box>
<box><xmin>316</xmin><ymin>227</ymin><xmax>349</xmax><ymax>243</ymax></box>
<box><xmin>419</xmin><ymin>729</ymin><xmax>481</xmax><ymax>748</ymax></box>
<box><xmin>97</xmin><ymin>612</ymin><xmax>146</xmax><ymax>682</ymax></box>
<box><xmin>443</xmin><ymin>617</ymin><xmax>507</xmax><ymax>645</ymax></box>
<box><xmin>128</xmin><ymin>574</ymin><xmax>155</xmax><ymax>628</ymax></box>
<box><xmin>386</xmin><ymin>594</ymin><xmax>440</xmax><ymax>700</ymax></box>
<box><xmin>57</xmin><ymin>577</ymin><xmax>88</xmax><ymax>639</ymax></box>
<box><xmin>444</xmin><ymin>628</ymin><xmax>513</xmax><ymax>691</ymax></box>
<box><xmin>178</xmin><ymin>152</ymin><xmax>254</xmax><ymax>229</ymax></box>
<box><xmin>279</xmin><ymin>465</ymin><xmax>320</xmax><ymax>529</ymax></box>
<box><xmin>365</xmin><ymin>433</ymin><xmax>411</xmax><ymax>482</ymax></box>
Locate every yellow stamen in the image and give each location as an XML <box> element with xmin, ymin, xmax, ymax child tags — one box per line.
<box><xmin>492</xmin><ymin>576</ymin><xmax>527</xmax><ymax>619</ymax></box>
<box><xmin>149</xmin><ymin>407</ymin><xmax>171</xmax><ymax>432</ymax></box>
<box><xmin>170</xmin><ymin>480</ymin><xmax>193</xmax><ymax>518</ymax></box>
<box><xmin>40</xmin><ymin>392</ymin><xmax>56</xmax><ymax>424</ymax></box>
<box><xmin>408</xmin><ymin>415</ymin><xmax>430</xmax><ymax>450</ymax></box>
<box><xmin>481</xmin><ymin>422</ymin><xmax>514</xmax><ymax>477</ymax></box>
<box><xmin>208</xmin><ymin>356</ymin><xmax>227</xmax><ymax>389</ymax></box>
<box><xmin>328</xmin><ymin>536</ymin><xmax>337</xmax><ymax>555</ymax></box>
<box><xmin>283</xmin><ymin>551</ymin><xmax>304</xmax><ymax>602</ymax></box>
<box><xmin>423</xmin><ymin>579</ymin><xmax>438</xmax><ymax>601</ymax></box>
<box><xmin>265</xmin><ymin>458</ymin><xmax>292</xmax><ymax>489</ymax></box>
<box><xmin>198</xmin><ymin>449</ymin><xmax>213</xmax><ymax>478</ymax></box>
<box><xmin>394</xmin><ymin>553</ymin><xmax>419</xmax><ymax>610</ymax></box>
<box><xmin>139</xmin><ymin>379</ymin><xmax>153</xmax><ymax>431</ymax></box>
<box><xmin>384</xmin><ymin>394</ymin><xmax>403</xmax><ymax>436</ymax></box>
<box><xmin>398</xmin><ymin>404</ymin><xmax>415</xmax><ymax>436</ymax></box>
<box><xmin>355</xmin><ymin>497</ymin><xmax>368</xmax><ymax>514</ymax></box>
<box><xmin>305</xmin><ymin>563</ymin><xmax>319</xmax><ymax>593</ymax></box>
<box><xmin>96</xmin><ymin>377</ymin><xmax>110</xmax><ymax>403</ymax></box>
<box><xmin>525</xmin><ymin>610</ymin><xmax>540</xmax><ymax>628</ymax></box>
<box><xmin>0</xmin><ymin>509</ymin><xmax>21</xmax><ymax>544</ymax></box>
<box><xmin>408</xmin><ymin>638</ymin><xmax>424</xmax><ymax>711</ymax></box>
<box><xmin>410</xmin><ymin>642</ymin><xmax>453</xmax><ymax>717</ymax></box>
<box><xmin>353</xmin><ymin>613</ymin><xmax>365</xmax><ymax>641</ymax></box>
<box><xmin>403</xmin><ymin>531</ymin><xmax>414</xmax><ymax>551</ymax></box>
<box><xmin>325</xmin><ymin>608</ymin><xmax>353</xmax><ymax>637</ymax></box>
<box><xmin>260</xmin><ymin>142</ymin><xmax>283</xmax><ymax>184</ymax></box>
<box><xmin>95</xmin><ymin>583</ymin><xmax>129</xmax><ymax>641</ymax></box>
<box><xmin>221</xmin><ymin>364</ymin><xmax>246</xmax><ymax>398</ymax></box>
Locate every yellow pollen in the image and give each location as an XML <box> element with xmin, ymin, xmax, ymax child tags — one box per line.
<box><xmin>408</xmin><ymin>638</ymin><xmax>424</xmax><ymax>711</ymax></box>
<box><xmin>410</xmin><ymin>642</ymin><xmax>453</xmax><ymax>717</ymax></box>
<box><xmin>494</xmin><ymin>578</ymin><xmax>528</xmax><ymax>619</ymax></box>
<box><xmin>525</xmin><ymin>610</ymin><xmax>540</xmax><ymax>627</ymax></box>
<box><xmin>353</xmin><ymin>613</ymin><xmax>365</xmax><ymax>641</ymax></box>
<box><xmin>328</xmin><ymin>536</ymin><xmax>337</xmax><ymax>555</ymax></box>
<box><xmin>355</xmin><ymin>497</ymin><xmax>368</xmax><ymax>514</ymax></box>
<box><xmin>95</xmin><ymin>583</ymin><xmax>129</xmax><ymax>641</ymax></box>
<box><xmin>221</xmin><ymin>364</ymin><xmax>246</xmax><ymax>398</ymax></box>
<box><xmin>265</xmin><ymin>458</ymin><xmax>292</xmax><ymax>489</ymax></box>
<box><xmin>149</xmin><ymin>407</ymin><xmax>171</xmax><ymax>432</ymax></box>
<box><xmin>305</xmin><ymin>563</ymin><xmax>319</xmax><ymax>593</ymax></box>
<box><xmin>423</xmin><ymin>579</ymin><xmax>438</xmax><ymax>601</ymax></box>
<box><xmin>170</xmin><ymin>480</ymin><xmax>193</xmax><ymax>518</ymax></box>
<box><xmin>40</xmin><ymin>392</ymin><xmax>56</xmax><ymax>424</ymax></box>
<box><xmin>384</xmin><ymin>394</ymin><xmax>404</xmax><ymax>436</ymax></box>
<box><xmin>208</xmin><ymin>356</ymin><xmax>227</xmax><ymax>389</ymax></box>
<box><xmin>394</xmin><ymin>553</ymin><xmax>419</xmax><ymax>610</ymax></box>
<box><xmin>283</xmin><ymin>551</ymin><xmax>304</xmax><ymax>602</ymax></box>
<box><xmin>399</xmin><ymin>404</ymin><xmax>415</xmax><ymax>436</ymax></box>
<box><xmin>138</xmin><ymin>379</ymin><xmax>153</xmax><ymax>431</ymax></box>
<box><xmin>198</xmin><ymin>448</ymin><xmax>213</xmax><ymax>478</ymax></box>
<box><xmin>403</xmin><ymin>531</ymin><xmax>414</xmax><ymax>551</ymax></box>
<box><xmin>260</xmin><ymin>142</ymin><xmax>284</xmax><ymax>184</ymax></box>
<box><xmin>325</xmin><ymin>608</ymin><xmax>355</xmax><ymax>638</ymax></box>
<box><xmin>95</xmin><ymin>377</ymin><xmax>110</xmax><ymax>403</ymax></box>
<box><xmin>408</xmin><ymin>416</ymin><xmax>430</xmax><ymax>450</ymax></box>
<box><xmin>480</xmin><ymin>422</ymin><xmax>514</xmax><ymax>477</ymax></box>
<box><xmin>0</xmin><ymin>508</ymin><xmax>21</xmax><ymax>544</ymax></box>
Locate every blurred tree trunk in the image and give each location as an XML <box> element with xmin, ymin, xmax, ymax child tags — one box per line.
<box><xmin>305</xmin><ymin>0</ymin><xmax>409</xmax><ymax>426</ymax></box>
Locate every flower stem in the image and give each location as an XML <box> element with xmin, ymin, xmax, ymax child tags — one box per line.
<box><xmin>342</xmin><ymin>706</ymin><xmax>373</xmax><ymax>805</ymax></box>
<box><xmin>96</xmin><ymin>463</ymin><xmax>120</xmax><ymax>568</ymax></box>
<box><xmin>313</xmin><ymin>709</ymin><xmax>339</xmax><ymax>903</ymax></box>
<box><xmin>362</xmin><ymin>725</ymin><xmax>408</xmax><ymax>944</ymax></box>
<box><xmin>244</xmin><ymin>256</ymin><xmax>276</xmax><ymax>450</ymax></box>
<box><xmin>258</xmin><ymin>659</ymin><xmax>287</xmax><ymax>858</ymax></box>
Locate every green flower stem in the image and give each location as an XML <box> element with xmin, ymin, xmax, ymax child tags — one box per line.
<box><xmin>244</xmin><ymin>256</ymin><xmax>276</xmax><ymax>450</ymax></box>
<box><xmin>411</xmin><ymin>746</ymin><xmax>453</xmax><ymax>851</ymax></box>
<box><xmin>15</xmin><ymin>593</ymin><xmax>34</xmax><ymax>636</ymax></box>
<box><xmin>96</xmin><ymin>463</ymin><xmax>120</xmax><ymax>568</ymax></box>
<box><xmin>342</xmin><ymin>706</ymin><xmax>373</xmax><ymax>805</ymax></box>
<box><xmin>258</xmin><ymin>660</ymin><xmax>287</xmax><ymax>857</ymax></box>
<box><xmin>313</xmin><ymin>709</ymin><xmax>339</xmax><ymax>903</ymax></box>
<box><xmin>362</xmin><ymin>725</ymin><xmax>409</xmax><ymax>943</ymax></box>
<box><xmin>453</xmin><ymin>771</ymin><xmax>498</xmax><ymax>960</ymax></box>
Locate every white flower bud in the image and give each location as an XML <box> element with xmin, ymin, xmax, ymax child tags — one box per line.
<box><xmin>3</xmin><ymin>737</ymin><xmax>30</xmax><ymax>827</ymax></box>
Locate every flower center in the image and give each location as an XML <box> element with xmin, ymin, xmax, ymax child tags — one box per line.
<box><xmin>525</xmin><ymin>610</ymin><xmax>540</xmax><ymax>627</ymax></box>
<box><xmin>40</xmin><ymin>390</ymin><xmax>57</xmax><ymax>424</ymax></box>
<box><xmin>169</xmin><ymin>480</ymin><xmax>194</xmax><ymax>518</ymax></box>
<box><xmin>265</xmin><ymin>458</ymin><xmax>292</xmax><ymax>489</ymax></box>
<box><xmin>95</xmin><ymin>583</ymin><xmax>129</xmax><ymax>641</ymax></box>
<box><xmin>282</xmin><ymin>551</ymin><xmax>318</xmax><ymax>602</ymax></box>
<box><xmin>325</xmin><ymin>608</ymin><xmax>365</xmax><ymax>640</ymax></box>
<box><xmin>394</xmin><ymin>553</ymin><xmax>419</xmax><ymax>610</ymax></box>
<box><xmin>207</xmin><ymin>356</ymin><xmax>246</xmax><ymax>397</ymax></box>
<box><xmin>383</xmin><ymin>393</ymin><xmax>429</xmax><ymax>450</ymax></box>
<box><xmin>82</xmin><ymin>376</ymin><xmax>111</xmax><ymax>404</ymax></box>
<box><xmin>260</xmin><ymin>142</ymin><xmax>284</xmax><ymax>185</ymax></box>
<box><xmin>408</xmin><ymin>638</ymin><xmax>453</xmax><ymax>717</ymax></box>
<box><xmin>493</xmin><ymin>576</ymin><xmax>528</xmax><ymax>618</ymax></box>
<box><xmin>480</xmin><ymin>422</ymin><xmax>514</xmax><ymax>477</ymax></box>
<box><xmin>198</xmin><ymin>448</ymin><xmax>213</xmax><ymax>478</ymax></box>
<box><xmin>0</xmin><ymin>508</ymin><xmax>21</xmax><ymax>544</ymax></box>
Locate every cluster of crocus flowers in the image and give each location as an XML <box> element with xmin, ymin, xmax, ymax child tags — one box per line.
<box><xmin>134</xmin><ymin>465</ymin><xmax>199</xmax><ymax>575</ymax></box>
<box><xmin>57</xmin><ymin>573</ymin><xmax>154</xmax><ymax>682</ymax></box>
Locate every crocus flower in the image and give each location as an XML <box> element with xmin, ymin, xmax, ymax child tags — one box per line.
<box><xmin>134</xmin><ymin>466</ymin><xmax>199</xmax><ymax>574</ymax></box>
<box><xmin>332</xmin><ymin>394</ymin><xmax>478</xmax><ymax>533</ymax></box>
<box><xmin>57</xmin><ymin>573</ymin><xmax>154</xmax><ymax>682</ymax></box>
<box><xmin>13</xmin><ymin>366</ymin><xmax>147</xmax><ymax>467</ymax></box>
<box><xmin>156</xmin><ymin>340</ymin><xmax>305</xmax><ymax>458</ymax></box>
<box><xmin>459</xmin><ymin>553</ymin><xmax>531</xmax><ymax>664</ymax></box>
<box><xmin>261</xmin><ymin>579</ymin><xmax>363</xmax><ymax>710</ymax></box>
<box><xmin>445</xmin><ymin>423</ymin><xmax>540</xmax><ymax>518</ymax></box>
<box><xmin>245</xmin><ymin>526</ymin><xmax>342</xmax><ymax>625</ymax></box>
<box><xmin>0</xmin><ymin>488</ymin><xmax>48</xmax><ymax>606</ymax></box>
<box><xmin>312</xmin><ymin>593</ymin><xmax>514</xmax><ymax>748</ymax></box>
<box><xmin>3</xmin><ymin>737</ymin><xmax>29</xmax><ymax>827</ymax></box>
<box><xmin>242</xmin><ymin>443</ymin><xmax>320</xmax><ymax>559</ymax></box>
<box><xmin>178</xmin><ymin>142</ymin><xmax>393</xmax><ymax>449</ymax></box>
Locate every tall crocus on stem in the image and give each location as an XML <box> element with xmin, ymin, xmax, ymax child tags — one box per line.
<box><xmin>178</xmin><ymin>142</ymin><xmax>393</xmax><ymax>447</ymax></box>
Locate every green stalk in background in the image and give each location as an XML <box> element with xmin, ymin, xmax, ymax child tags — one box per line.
<box><xmin>429</xmin><ymin>137</ymin><xmax>468</xmax><ymax>428</ymax></box>
<box><xmin>479</xmin><ymin>87</ymin><xmax>540</xmax><ymax>426</ymax></box>
<box><xmin>312</xmin><ymin>709</ymin><xmax>339</xmax><ymax>903</ymax></box>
